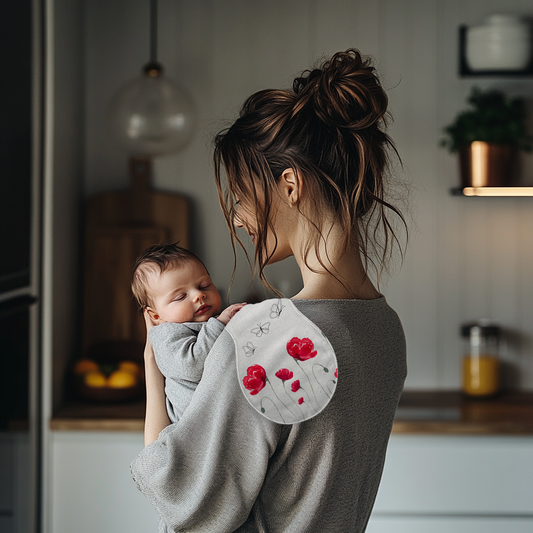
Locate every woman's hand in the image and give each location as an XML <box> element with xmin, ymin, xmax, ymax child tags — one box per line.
<box><xmin>143</xmin><ymin>309</ymin><xmax>171</xmax><ymax>446</ymax></box>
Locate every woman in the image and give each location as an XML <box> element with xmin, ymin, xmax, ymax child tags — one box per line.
<box><xmin>131</xmin><ymin>49</ymin><xmax>407</xmax><ymax>533</ymax></box>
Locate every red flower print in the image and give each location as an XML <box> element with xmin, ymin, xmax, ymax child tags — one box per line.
<box><xmin>298</xmin><ymin>397</ymin><xmax>304</xmax><ymax>405</ymax></box>
<box><xmin>286</xmin><ymin>337</ymin><xmax>317</xmax><ymax>361</ymax></box>
<box><xmin>335</xmin><ymin>368</ymin><xmax>338</xmax><ymax>378</ymax></box>
<box><xmin>275</xmin><ymin>368</ymin><xmax>293</xmax><ymax>381</ymax></box>
<box><xmin>243</xmin><ymin>365</ymin><xmax>267</xmax><ymax>396</ymax></box>
<box><xmin>291</xmin><ymin>380</ymin><xmax>300</xmax><ymax>393</ymax></box>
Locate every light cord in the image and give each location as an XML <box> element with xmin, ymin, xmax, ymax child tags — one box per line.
<box><xmin>149</xmin><ymin>0</ymin><xmax>158</xmax><ymax>63</ymax></box>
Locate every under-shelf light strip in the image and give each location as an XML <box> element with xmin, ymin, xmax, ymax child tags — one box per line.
<box><xmin>463</xmin><ymin>187</ymin><xmax>533</xmax><ymax>197</ymax></box>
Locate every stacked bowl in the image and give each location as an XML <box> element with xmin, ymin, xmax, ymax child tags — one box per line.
<box><xmin>466</xmin><ymin>14</ymin><xmax>531</xmax><ymax>72</ymax></box>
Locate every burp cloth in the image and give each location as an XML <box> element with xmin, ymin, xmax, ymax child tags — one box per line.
<box><xmin>225</xmin><ymin>298</ymin><xmax>338</xmax><ymax>424</ymax></box>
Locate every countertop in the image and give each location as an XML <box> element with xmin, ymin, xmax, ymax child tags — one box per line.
<box><xmin>50</xmin><ymin>390</ymin><xmax>533</xmax><ymax>434</ymax></box>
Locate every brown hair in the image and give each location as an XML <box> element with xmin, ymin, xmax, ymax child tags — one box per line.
<box><xmin>214</xmin><ymin>49</ymin><xmax>407</xmax><ymax>291</ymax></box>
<box><xmin>131</xmin><ymin>243</ymin><xmax>205</xmax><ymax>309</ymax></box>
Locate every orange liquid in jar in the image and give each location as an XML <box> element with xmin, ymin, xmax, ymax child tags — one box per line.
<box><xmin>462</xmin><ymin>355</ymin><xmax>499</xmax><ymax>396</ymax></box>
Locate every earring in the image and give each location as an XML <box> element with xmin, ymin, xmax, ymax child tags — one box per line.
<box><xmin>154</xmin><ymin>314</ymin><xmax>159</xmax><ymax>319</ymax></box>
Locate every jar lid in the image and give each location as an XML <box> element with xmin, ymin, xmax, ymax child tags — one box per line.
<box><xmin>461</xmin><ymin>320</ymin><xmax>501</xmax><ymax>337</ymax></box>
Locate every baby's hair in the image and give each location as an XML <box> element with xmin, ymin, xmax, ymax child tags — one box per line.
<box><xmin>131</xmin><ymin>243</ymin><xmax>205</xmax><ymax>309</ymax></box>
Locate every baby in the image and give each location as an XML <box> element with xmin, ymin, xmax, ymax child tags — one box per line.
<box><xmin>131</xmin><ymin>243</ymin><xmax>244</xmax><ymax>422</ymax></box>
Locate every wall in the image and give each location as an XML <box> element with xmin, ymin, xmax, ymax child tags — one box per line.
<box><xmin>84</xmin><ymin>0</ymin><xmax>533</xmax><ymax>390</ymax></box>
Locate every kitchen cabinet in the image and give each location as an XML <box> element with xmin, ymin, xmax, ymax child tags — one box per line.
<box><xmin>367</xmin><ymin>434</ymin><xmax>533</xmax><ymax>532</ymax></box>
<box><xmin>49</xmin><ymin>430</ymin><xmax>533</xmax><ymax>533</ymax></box>
<box><xmin>368</xmin><ymin>516</ymin><xmax>533</xmax><ymax>533</ymax></box>
<box><xmin>50</xmin><ymin>431</ymin><xmax>158</xmax><ymax>533</ymax></box>
<box><xmin>48</xmin><ymin>391</ymin><xmax>533</xmax><ymax>532</ymax></box>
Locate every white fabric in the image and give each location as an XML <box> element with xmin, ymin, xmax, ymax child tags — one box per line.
<box><xmin>225</xmin><ymin>298</ymin><xmax>338</xmax><ymax>424</ymax></box>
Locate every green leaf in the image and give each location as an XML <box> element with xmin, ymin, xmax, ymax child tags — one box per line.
<box><xmin>440</xmin><ymin>87</ymin><xmax>532</xmax><ymax>153</ymax></box>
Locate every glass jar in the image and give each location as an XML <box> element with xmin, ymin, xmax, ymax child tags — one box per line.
<box><xmin>461</xmin><ymin>321</ymin><xmax>500</xmax><ymax>397</ymax></box>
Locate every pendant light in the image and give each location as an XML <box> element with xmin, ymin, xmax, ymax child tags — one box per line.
<box><xmin>109</xmin><ymin>0</ymin><xmax>197</xmax><ymax>157</ymax></box>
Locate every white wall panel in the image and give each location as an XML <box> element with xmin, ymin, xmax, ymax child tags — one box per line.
<box><xmin>84</xmin><ymin>0</ymin><xmax>533</xmax><ymax>388</ymax></box>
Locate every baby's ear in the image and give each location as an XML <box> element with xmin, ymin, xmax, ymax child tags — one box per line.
<box><xmin>146</xmin><ymin>306</ymin><xmax>163</xmax><ymax>325</ymax></box>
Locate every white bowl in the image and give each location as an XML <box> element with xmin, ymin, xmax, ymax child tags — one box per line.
<box><xmin>466</xmin><ymin>22</ymin><xmax>532</xmax><ymax>71</ymax></box>
<box><xmin>467</xmin><ymin>44</ymin><xmax>531</xmax><ymax>70</ymax></box>
<box><xmin>485</xmin><ymin>14</ymin><xmax>527</xmax><ymax>26</ymax></box>
<box><xmin>469</xmin><ymin>24</ymin><xmax>530</xmax><ymax>42</ymax></box>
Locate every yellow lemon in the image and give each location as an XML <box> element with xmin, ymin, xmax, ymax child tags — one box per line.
<box><xmin>118</xmin><ymin>360</ymin><xmax>140</xmax><ymax>376</ymax></box>
<box><xmin>84</xmin><ymin>371</ymin><xmax>107</xmax><ymax>388</ymax></box>
<box><xmin>107</xmin><ymin>370</ymin><xmax>137</xmax><ymax>389</ymax></box>
<box><xmin>73</xmin><ymin>359</ymin><xmax>99</xmax><ymax>375</ymax></box>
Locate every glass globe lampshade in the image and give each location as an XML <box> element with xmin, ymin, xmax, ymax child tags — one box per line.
<box><xmin>109</xmin><ymin>62</ymin><xmax>197</xmax><ymax>157</ymax></box>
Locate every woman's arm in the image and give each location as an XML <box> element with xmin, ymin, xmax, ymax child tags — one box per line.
<box><xmin>131</xmin><ymin>330</ymin><xmax>283</xmax><ymax>532</ymax></box>
<box><xmin>143</xmin><ymin>310</ymin><xmax>171</xmax><ymax>446</ymax></box>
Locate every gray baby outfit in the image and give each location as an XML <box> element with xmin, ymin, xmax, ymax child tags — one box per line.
<box><xmin>132</xmin><ymin>297</ymin><xmax>407</xmax><ymax>533</ymax></box>
<box><xmin>149</xmin><ymin>317</ymin><xmax>225</xmax><ymax>422</ymax></box>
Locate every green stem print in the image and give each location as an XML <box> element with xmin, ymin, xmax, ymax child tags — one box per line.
<box><xmin>296</xmin><ymin>360</ymin><xmax>320</xmax><ymax>411</ymax></box>
<box><xmin>260</xmin><ymin>397</ymin><xmax>285</xmax><ymax>423</ymax></box>
<box><xmin>267</xmin><ymin>378</ymin><xmax>297</xmax><ymax>419</ymax></box>
<box><xmin>312</xmin><ymin>363</ymin><xmax>332</xmax><ymax>398</ymax></box>
<box><xmin>298</xmin><ymin>385</ymin><xmax>317</xmax><ymax>415</ymax></box>
<box><xmin>283</xmin><ymin>382</ymin><xmax>305</xmax><ymax>417</ymax></box>
<box><xmin>327</xmin><ymin>379</ymin><xmax>337</xmax><ymax>394</ymax></box>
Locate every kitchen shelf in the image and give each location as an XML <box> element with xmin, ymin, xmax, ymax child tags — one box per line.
<box><xmin>451</xmin><ymin>186</ymin><xmax>533</xmax><ymax>197</ymax></box>
<box><xmin>458</xmin><ymin>26</ymin><xmax>533</xmax><ymax>78</ymax></box>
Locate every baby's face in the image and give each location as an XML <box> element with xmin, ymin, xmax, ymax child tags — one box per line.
<box><xmin>147</xmin><ymin>260</ymin><xmax>222</xmax><ymax>324</ymax></box>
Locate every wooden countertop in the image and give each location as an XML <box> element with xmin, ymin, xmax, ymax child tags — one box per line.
<box><xmin>51</xmin><ymin>400</ymin><xmax>145</xmax><ymax>431</ymax></box>
<box><xmin>50</xmin><ymin>390</ymin><xmax>533</xmax><ymax>434</ymax></box>
<box><xmin>393</xmin><ymin>390</ymin><xmax>533</xmax><ymax>434</ymax></box>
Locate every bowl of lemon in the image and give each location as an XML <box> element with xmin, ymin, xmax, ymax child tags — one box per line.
<box><xmin>73</xmin><ymin>341</ymin><xmax>145</xmax><ymax>403</ymax></box>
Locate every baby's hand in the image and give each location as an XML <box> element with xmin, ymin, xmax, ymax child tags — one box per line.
<box><xmin>217</xmin><ymin>303</ymin><xmax>246</xmax><ymax>325</ymax></box>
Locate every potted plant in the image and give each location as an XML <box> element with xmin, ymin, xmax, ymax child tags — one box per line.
<box><xmin>441</xmin><ymin>87</ymin><xmax>532</xmax><ymax>187</ymax></box>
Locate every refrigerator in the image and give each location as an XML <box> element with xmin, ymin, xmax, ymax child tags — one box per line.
<box><xmin>0</xmin><ymin>0</ymin><xmax>43</xmax><ymax>531</ymax></box>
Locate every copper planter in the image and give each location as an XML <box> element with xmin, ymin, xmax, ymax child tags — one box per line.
<box><xmin>459</xmin><ymin>141</ymin><xmax>518</xmax><ymax>188</ymax></box>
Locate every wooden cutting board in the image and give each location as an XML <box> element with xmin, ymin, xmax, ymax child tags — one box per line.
<box><xmin>82</xmin><ymin>158</ymin><xmax>190</xmax><ymax>351</ymax></box>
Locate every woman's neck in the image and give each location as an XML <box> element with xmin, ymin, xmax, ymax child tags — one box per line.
<box><xmin>290</xmin><ymin>229</ymin><xmax>381</xmax><ymax>301</ymax></box>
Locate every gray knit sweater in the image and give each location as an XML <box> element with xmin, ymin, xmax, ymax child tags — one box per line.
<box><xmin>131</xmin><ymin>297</ymin><xmax>406</xmax><ymax>533</ymax></box>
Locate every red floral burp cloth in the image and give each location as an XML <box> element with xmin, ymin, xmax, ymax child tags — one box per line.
<box><xmin>225</xmin><ymin>298</ymin><xmax>338</xmax><ymax>424</ymax></box>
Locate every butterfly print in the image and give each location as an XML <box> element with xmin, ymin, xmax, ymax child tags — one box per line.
<box><xmin>242</xmin><ymin>341</ymin><xmax>256</xmax><ymax>357</ymax></box>
<box><xmin>269</xmin><ymin>299</ymin><xmax>285</xmax><ymax>319</ymax></box>
<box><xmin>251</xmin><ymin>322</ymin><xmax>270</xmax><ymax>337</ymax></box>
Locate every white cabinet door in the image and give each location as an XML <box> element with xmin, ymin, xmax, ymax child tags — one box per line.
<box><xmin>51</xmin><ymin>432</ymin><xmax>158</xmax><ymax>533</ymax></box>
<box><xmin>373</xmin><ymin>435</ymin><xmax>533</xmax><ymax>514</ymax></box>
<box><xmin>367</xmin><ymin>516</ymin><xmax>533</xmax><ymax>533</ymax></box>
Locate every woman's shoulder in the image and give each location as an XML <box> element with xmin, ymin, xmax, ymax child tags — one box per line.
<box><xmin>222</xmin><ymin>298</ymin><xmax>339</xmax><ymax>425</ymax></box>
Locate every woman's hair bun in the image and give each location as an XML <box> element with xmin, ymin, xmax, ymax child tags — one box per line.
<box><xmin>292</xmin><ymin>49</ymin><xmax>388</xmax><ymax>131</ymax></box>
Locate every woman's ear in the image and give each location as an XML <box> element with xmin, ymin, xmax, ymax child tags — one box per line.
<box><xmin>280</xmin><ymin>168</ymin><xmax>302</xmax><ymax>206</ymax></box>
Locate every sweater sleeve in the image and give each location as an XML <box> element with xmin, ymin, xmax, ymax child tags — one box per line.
<box><xmin>130</xmin><ymin>330</ymin><xmax>283</xmax><ymax>533</ymax></box>
<box><xmin>149</xmin><ymin>319</ymin><xmax>225</xmax><ymax>383</ymax></box>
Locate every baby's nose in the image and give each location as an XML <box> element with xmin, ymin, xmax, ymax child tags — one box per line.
<box><xmin>194</xmin><ymin>290</ymin><xmax>206</xmax><ymax>302</ymax></box>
